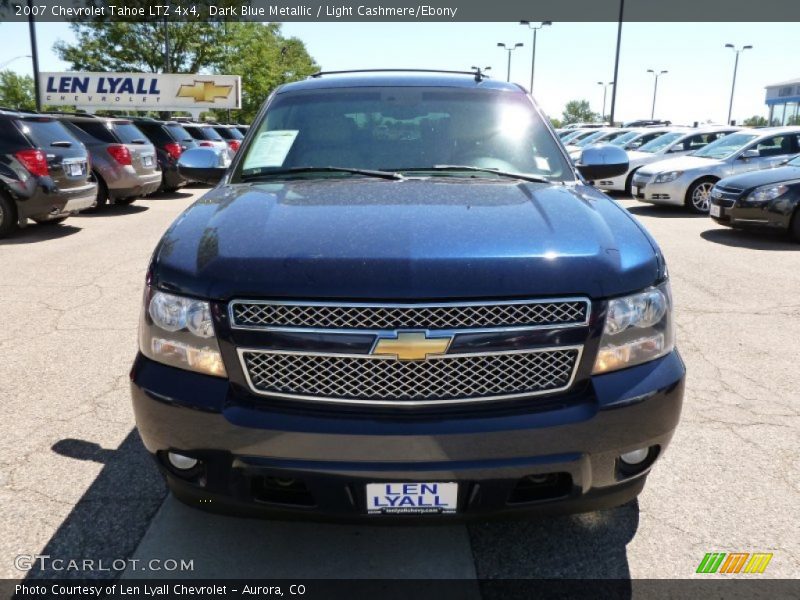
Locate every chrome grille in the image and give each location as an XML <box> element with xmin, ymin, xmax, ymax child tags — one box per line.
<box><xmin>230</xmin><ymin>299</ymin><xmax>589</xmax><ymax>331</ymax></box>
<box><xmin>239</xmin><ymin>347</ymin><xmax>582</xmax><ymax>406</ymax></box>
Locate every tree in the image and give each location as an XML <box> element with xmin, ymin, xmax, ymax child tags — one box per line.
<box><xmin>211</xmin><ymin>23</ymin><xmax>318</xmax><ymax>123</ymax></box>
<box><xmin>561</xmin><ymin>100</ymin><xmax>601</xmax><ymax>125</ymax></box>
<box><xmin>743</xmin><ymin>115</ymin><xmax>768</xmax><ymax>127</ymax></box>
<box><xmin>548</xmin><ymin>116</ymin><xmax>563</xmax><ymax>129</ymax></box>
<box><xmin>53</xmin><ymin>20</ymin><xmax>318</xmax><ymax>123</ymax></box>
<box><xmin>0</xmin><ymin>70</ymin><xmax>35</xmax><ymax>110</ymax></box>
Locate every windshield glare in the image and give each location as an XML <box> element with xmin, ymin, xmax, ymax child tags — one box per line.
<box><xmin>691</xmin><ymin>132</ymin><xmax>758</xmax><ymax>159</ymax></box>
<box><xmin>609</xmin><ymin>131</ymin><xmax>639</xmax><ymax>146</ymax></box>
<box><xmin>574</xmin><ymin>130</ymin><xmax>608</xmax><ymax>147</ymax></box>
<box><xmin>638</xmin><ymin>132</ymin><xmax>684</xmax><ymax>153</ymax></box>
<box><xmin>236</xmin><ymin>87</ymin><xmax>572</xmax><ymax>182</ymax></box>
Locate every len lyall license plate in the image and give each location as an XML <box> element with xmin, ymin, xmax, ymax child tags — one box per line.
<box><xmin>710</xmin><ymin>204</ymin><xmax>721</xmax><ymax>217</ymax></box>
<box><xmin>367</xmin><ymin>482</ymin><xmax>458</xmax><ymax>515</ymax></box>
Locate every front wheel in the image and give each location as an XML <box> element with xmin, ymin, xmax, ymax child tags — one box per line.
<box><xmin>116</xmin><ymin>197</ymin><xmax>137</xmax><ymax>205</ymax></box>
<box><xmin>685</xmin><ymin>178</ymin><xmax>716</xmax><ymax>214</ymax></box>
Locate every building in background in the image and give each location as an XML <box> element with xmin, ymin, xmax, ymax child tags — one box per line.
<box><xmin>765</xmin><ymin>79</ymin><xmax>800</xmax><ymax>125</ymax></box>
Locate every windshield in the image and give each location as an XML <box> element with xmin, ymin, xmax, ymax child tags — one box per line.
<box><xmin>573</xmin><ymin>130</ymin><xmax>609</xmax><ymax>147</ymax></box>
<box><xmin>691</xmin><ymin>132</ymin><xmax>759</xmax><ymax>159</ymax></box>
<box><xmin>235</xmin><ymin>87</ymin><xmax>572</xmax><ymax>182</ymax></box>
<box><xmin>638</xmin><ymin>132</ymin><xmax>685</xmax><ymax>153</ymax></box>
<box><xmin>609</xmin><ymin>131</ymin><xmax>639</xmax><ymax>146</ymax></box>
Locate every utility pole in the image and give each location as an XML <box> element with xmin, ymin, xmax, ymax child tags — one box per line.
<box><xmin>27</xmin><ymin>0</ymin><xmax>41</xmax><ymax>111</ymax></box>
<box><xmin>725</xmin><ymin>44</ymin><xmax>752</xmax><ymax>125</ymax></box>
<box><xmin>647</xmin><ymin>70</ymin><xmax>668</xmax><ymax>119</ymax></box>
<box><xmin>608</xmin><ymin>0</ymin><xmax>624</xmax><ymax>126</ymax></box>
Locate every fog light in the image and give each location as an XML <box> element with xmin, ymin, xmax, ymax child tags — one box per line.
<box><xmin>619</xmin><ymin>448</ymin><xmax>650</xmax><ymax>465</ymax></box>
<box><xmin>167</xmin><ymin>452</ymin><xmax>198</xmax><ymax>470</ymax></box>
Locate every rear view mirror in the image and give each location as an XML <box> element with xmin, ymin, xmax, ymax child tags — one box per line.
<box><xmin>177</xmin><ymin>147</ymin><xmax>230</xmax><ymax>185</ymax></box>
<box><xmin>575</xmin><ymin>144</ymin><xmax>629</xmax><ymax>181</ymax></box>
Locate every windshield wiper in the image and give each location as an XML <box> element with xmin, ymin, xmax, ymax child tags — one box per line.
<box><xmin>241</xmin><ymin>166</ymin><xmax>404</xmax><ymax>182</ymax></box>
<box><xmin>394</xmin><ymin>165</ymin><xmax>551</xmax><ymax>184</ymax></box>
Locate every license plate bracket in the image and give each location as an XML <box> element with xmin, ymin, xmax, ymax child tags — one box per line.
<box><xmin>366</xmin><ymin>482</ymin><xmax>458</xmax><ymax>515</ymax></box>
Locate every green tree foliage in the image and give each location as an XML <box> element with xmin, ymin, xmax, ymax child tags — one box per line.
<box><xmin>0</xmin><ymin>70</ymin><xmax>35</xmax><ymax>110</ymax></box>
<box><xmin>53</xmin><ymin>21</ymin><xmax>318</xmax><ymax>123</ymax></box>
<box><xmin>743</xmin><ymin>115</ymin><xmax>768</xmax><ymax>127</ymax></box>
<box><xmin>561</xmin><ymin>100</ymin><xmax>601</xmax><ymax>125</ymax></box>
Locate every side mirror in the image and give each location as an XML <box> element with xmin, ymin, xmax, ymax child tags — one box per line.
<box><xmin>177</xmin><ymin>147</ymin><xmax>230</xmax><ymax>185</ymax></box>
<box><xmin>739</xmin><ymin>149</ymin><xmax>759</xmax><ymax>160</ymax></box>
<box><xmin>575</xmin><ymin>144</ymin><xmax>629</xmax><ymax>181</ymax></box>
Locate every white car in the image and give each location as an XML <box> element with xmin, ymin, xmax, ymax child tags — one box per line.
<box><xmin>597</xmin><ymin>127</ymin><xmax>739</xmax><ymax>193</ymax></box>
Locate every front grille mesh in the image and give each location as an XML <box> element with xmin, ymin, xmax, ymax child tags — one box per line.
<box><xmin>241</xmin><ymin>348</ymin><xmax>580</xmax><ymax>404</ymax></box>
<box><xmin>231</xmin><ymin>300</ymin><xmax>588</xmax><ymax>330</ymax></box>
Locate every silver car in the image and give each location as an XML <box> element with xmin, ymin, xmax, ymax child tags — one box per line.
<box><xmin>597</xmin><ymin>127</ymin><xmax>739</xmax><ymax>193</ymax></box>
<box><xmin>632</xmin><ymin>127</ymin><xmax>800</xmax><ymax>213</ymax></box>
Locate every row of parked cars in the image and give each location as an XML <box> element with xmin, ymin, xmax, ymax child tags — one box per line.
<box><xmin>0</xmin><ymin>110</ymin><xmax>248</xmax><ymax>239</ymax></box>
<box><xmin>558</xmin><ymin>124</ymin><xmax>800</xmax><ymax>241</ymax></box>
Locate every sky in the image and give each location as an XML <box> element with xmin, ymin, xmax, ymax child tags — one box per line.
<box><xmin>0</xmin><ymin>21</ymin><xmax>795</xmax><ymax>125</ymax></box>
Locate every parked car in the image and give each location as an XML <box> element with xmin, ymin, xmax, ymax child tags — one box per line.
<box><xmin>710</xmin><ymin>154</ymin><xmax>800</xmax><ymax>241</ymax></box>
<box><xmin>560</xmin><ymin>128</ymin><xmax>601</xmax><ymax>145</ymax></box>
<box><xmin>235</xmin><ymin>124</ymin><xmax>250</xmax><ymax>136</ymax></box>
<box><xmin>623</xmin><ymin>119</ymin><xmax>672</xmax><ymax>128</ymax></box>
<box><xmin>0</xmin><ymin>111</ymin><xmax>95</xmax><ymax>237</ymax></box>
<box><xmin>50</xmin><ymin>114</ymin><xmax>161</xmax><ymax>207</ymax></box>
<box><xmin>632</xmin><ymin>127</ymin><xmax>800</xmax><ymax>213</ymax></box>
<box><xmin>210</xmin><ymin>124</ymin><xmax>244</xmax><ymax>153</ymax></box>
<box><xmin>131</xmin><ymin>70</ymin><xmax>685</xmax><ymax>520</ymax></box>
<box><xmin>567</xmin><ymin>129</ymin><xmax>633</xmax><ymax>160</ymax></box>
<box><xmin>131</xmin><ymin>118</ymin><xmax>199</xmax><ymax>192</ymax></box>
<box><xmin>597</xmin><ymin>127</ymin><xmax>738</xmax><ymax>193</ymax></box>
<box><xmin>564</xmin><ymin>128</ymin><xmax>615</xmax><ymax>153</ymax></box>
<box><xmin>182</xmin><ymin>123</ymin><xmax>231</xmax><ymax>155</ymax></box>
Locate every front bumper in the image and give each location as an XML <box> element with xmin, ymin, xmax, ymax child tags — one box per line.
<box><xmin>632</xmin><ymin>172</ymin><xmax>689</xmax><ymax>206</ymax></box>
<box><xmin>131</xmin><ymin>350</ymin><xmax>685</xmax><ymax>520</ymax></box>
<box><xmin>710</xmin><ymin>195</ymin><xmax>795</xmax><ymax>231</ymax></box>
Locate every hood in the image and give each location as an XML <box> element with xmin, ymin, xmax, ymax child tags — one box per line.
<box><xmin>626</xmin><ymin>150</ymin><xmax>663</xmax><ymax>168</ymax></box>
<box><xmin>717</xmin><ymin>164</ymin><xmax>800</xmax><ymax>191</ymax></box>
<box><xmin>639</xmin><ymin>155</ymin><xmax>720</xmax><ymax>175</ymax></box>
<box><xmin>152</xmin><ymin>179</ymin><xmax>661</xmax><ymax>301</ymax></box>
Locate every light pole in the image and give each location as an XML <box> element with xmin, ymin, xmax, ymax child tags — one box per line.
<box><xmin>725</xmin><ymin>43</ymin><xmax>752</xmax><ymax>125</ymax></box>
<box><xmin>0</xmin><ymin>55</ymin><xmax>32</xmax><ymax>70</ymax></box>
<box><xmin>597</xmin><ymin>81</ymin><xmax>614</xmax><ymax>121</ymax></box>
<box><xmin>646</xmin><ymin>69</ymin><xmax>668</xmax><ymax>119</ymax></box>
<box><xmin>608</xmin><ymin>0</ymin><xmax>625</xmax><ymax>126</ymax></box>
<box><xmin>497</xmin><ymin>42</ymin><xmax>524</xmax><ymax>83</ymax></box>
<box><xmin>470</xmin><ymin>66</ymin><xmax>491</xmax><ymax>80</ymax></box>
<box><xmin>519</xmin><ymin>21</ymin><xmax>551</xmax><ymax>94</ymax></box>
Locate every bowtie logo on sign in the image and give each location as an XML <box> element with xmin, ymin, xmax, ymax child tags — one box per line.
<box><xmin>176</xmin><ymin>80</ymin><xmax>234</xmax><ymax>103</ymax></box>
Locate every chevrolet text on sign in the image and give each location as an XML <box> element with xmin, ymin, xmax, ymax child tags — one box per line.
<box><xmin>39</xmin><ymin>72</ymin><xmax>242</xmax><ymax>111</ymax></box>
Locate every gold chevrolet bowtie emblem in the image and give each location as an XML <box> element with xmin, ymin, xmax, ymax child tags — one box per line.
<box><xmin>176</xmin><ymin>80</ymin><xmax>233</xmax><ymax>103</ymax></box>
<box><xmin>372</xmin><ymin>332</ymin><xmax>452</xmax><ymax>361</ymax></box>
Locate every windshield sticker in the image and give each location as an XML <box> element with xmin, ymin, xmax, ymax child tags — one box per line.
<box><xmin>242</xmin><ymin>130</ymin><xmax>299</xmax><ymax>170</ymax></box>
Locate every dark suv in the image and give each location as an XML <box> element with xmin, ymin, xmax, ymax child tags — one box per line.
<box><xmin>131</xmin><ymin>118</ymin><xmax>199</xmax><ymax>192</ymax></box>
<box><xmin>131</xmin><ymin>71</ymin><xmax>685</xmax><ymax>520</ymax></box>
<box><xmin>0</xmin><ymin>111</ymin><xmax>95</xmax><ymax>238</ymax></box>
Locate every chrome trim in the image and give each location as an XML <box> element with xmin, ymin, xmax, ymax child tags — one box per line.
<box><xmin>235</xmin><ymin>345</ymin><xmax>584</xmax><ymax>407</ymax></box>
<box><xmin>227</xmin><ymin>297</ymin><xmax>592</xmax><ymax>333</ymax></box>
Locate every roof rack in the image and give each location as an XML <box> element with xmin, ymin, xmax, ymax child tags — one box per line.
<box><xmin>309</xmin><ymin>68</ymin><xmax>491</xmax><ymax>82</ymax></box>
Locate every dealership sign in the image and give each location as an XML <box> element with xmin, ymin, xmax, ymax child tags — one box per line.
<box><xmin>39</xmin><ymin>72</ymin><xmax>241</xmax><ymax>111</ymax></box>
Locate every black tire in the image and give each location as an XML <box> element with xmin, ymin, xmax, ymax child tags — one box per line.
<box><xmin>90</xmin><ymin>175</ymin><xmax>109</xmax><ymax>210</ymax></box>
<box><xmin>163</xmin><ymin>186</ymin><xmax>179</xmax><ymax>194</ymax></box>
<box><xmin>0</xmin><ymin>192</ymin><xmax>18</xmax><ymax>238</ymax></box>
<box><xmin>116</xmin><ymin>197</ymin><xmax>137</xmax><ymax>205</ymax></box>
<box><xmin>685</xmin><ymin>178</ymin><xmax>717</xmax><ymax>214</ymax></box>
<box><xmin>624</xmin><ymin>169</ymin><xmax>639</xmax><ymax>196</ymax></box>
<box><xmin>790</xmin><ymin>207</ymin><xmax>800</xmax><ymax>243</ymax></box>
<box><xmin>32</xmin><ymin>216</ymin><xmax>69</xmax><ymax>225</ymax></box>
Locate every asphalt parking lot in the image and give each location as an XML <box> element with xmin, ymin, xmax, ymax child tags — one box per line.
<box><xmin>0</xmin><ymin>186</ymin><xmax>798</xmax><ymax>582</ymax></box>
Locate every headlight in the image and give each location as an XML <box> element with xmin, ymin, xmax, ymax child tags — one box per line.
<box><xmin>139</xmin><ymin>289</ymin><xmax>227</xmax><ymax>377</ymax></box>
<box><xmin>593</xmin><ymin>281</ymin><xmax>674</xmax><ymax>375</ymax></box>
<box><xmin>654</xmin><ymin>171</ymin><xmax>683</xmax><ymax>183</ymax></box>
<box><xmin>746</xmin><ymin>184</ymin><xmax>788</xmax><ymax>203</ymax></box>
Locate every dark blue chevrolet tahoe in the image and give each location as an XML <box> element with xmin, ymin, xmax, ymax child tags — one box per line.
<box><xmin>130</xmin><ymin>71</ymin><xmax>685</xmax><ymax>520</ymax></box>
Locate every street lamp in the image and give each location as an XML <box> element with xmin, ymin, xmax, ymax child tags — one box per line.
<box><xmin>470</xmin><ymin>65</ymin><xmax>491</xmax><ymax>80</ymax></box>
<box><xmin>597</xmin><ymin>81</ymin><xmax>614</xmax><ymax>122</ymax></box>
<box><xmin>725</xmin><ymin>44</ymin><xmax>752</xmax><ymax>125</ymax></box>
<box><xmin>519</xmin><ymin>21</ymin><xmax>551</xmax><ymax>93</ymax></box>
<box><xmin>0</xmin><ymin>55</ymin><xmax>32</xmax><ymax>70</ymax></box>
<box><xmin>646</xmin><ymin>69</ymin><xmax>668</xmax><ymax>119</ymax></box>
<box><xmin>497</xmin><ymin>42</ymin><xmax>524</xmax><ymax>83</ymax></box>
